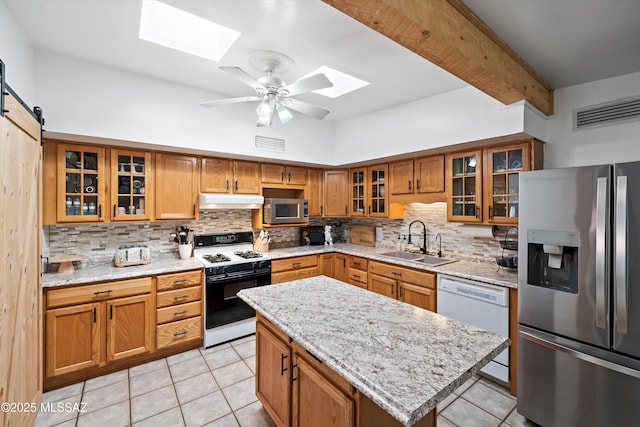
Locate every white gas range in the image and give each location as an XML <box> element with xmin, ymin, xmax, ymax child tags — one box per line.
<box><xmin>193</xmin><ymin>232</ymin><xmax>271</xmax><ymax>348</ymax></box>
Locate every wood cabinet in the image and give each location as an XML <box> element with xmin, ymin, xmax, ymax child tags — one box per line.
<box><xmin>56</xmin><ymin>143</ymin><xmax>107</xmax><ymax>223</ymax></box>
<box><xmin>347</xmin><ymin>256</ymin><xmax>368</xmax><ymax>289</ymax></box>
<box><xmin>334</xmin><ymin>253</ymin><xmax>349</xmax><ymax>283</ymax></box>
<box><xmin>307</xmin><ymin>168</ymin><xmax>324</xmax><ymax>216</ymax></box>
<box><xmin>201</xmin><ymin>158</ymin><xmax>260</xmax><ymax>194</ymax></box>
<box><xmin>155</xmin><ymin>270</ymin><xmax>203</xmax><ymax>349</ymax></box>
<box><xmin>390</xmin><ymin>156</ymin><xmax>445</xmax><ymax>196</ymax></box>
<box><xmin>155</xmin><ymin>153</ymin><xmax>198</xmax><ymax>219</ymax></box>
<box><xmin>323</xmin><ymin>170</ymin><xmax>349</xmax><ymax>217</ymax></box>
<box><xmin>256</xmin><ymin>320</ymin><xmax>292</xmax><ymax>427</ymax></box>
<box><xmin>271</xmin><ymin>255</ymin><xmax>319</xmax><ymax>284</ymax></box>
<box><xmin>256</xmin><ymin>313</ymin><xmax>435</xmax><ymax>427</ymax></box>
<box><xmin>350</xmin><ymin>164</ymin><xmax>393</xmax><ymax>218</ymax></box>
<box><xmin>45</xmin><ymin>277</ymin><xmax>153</xmax><ymax>379</ymax></box>
<box><xmin>446</xmin><ymin>139</ymin><xmax>543</xmax><ymax>224</ymax></box>
<box><xmin>262</xmin><ymin>163</ymin><xmax>307</xmax><ymax>186</ymax></box>
<box><xmin>110</xmin><ymin>149</ymin><xmax>153</xmax><ymax>221</ymax></box>
<box><xmin>319</xmin><ymin>253</ymin><xmax>335</xmax><ymax>278</ymax></box>
<box><xmin>368</xmin><ymin>261</ymin><xmax>436</xmax><ymax>312</ymax></box>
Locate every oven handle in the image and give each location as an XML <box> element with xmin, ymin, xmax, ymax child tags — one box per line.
<box><xmin>205</xmin><ymin>269</ymin><xmax>272</xmax><ymax>284</ymax></box>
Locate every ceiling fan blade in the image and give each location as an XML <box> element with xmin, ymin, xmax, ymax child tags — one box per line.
<box><xmin>281</xmin><ymin>73</ymin><xmax>333</xmax><ymax>97</ymax></box>
<box><xmin>220</xmin><ymin>66</ymin><xmax>265</xmax><ymax>92</ymax></box>
<box><xmin>200</xmin><ymin>96</ymin><xmax>262</xmax><ymax>108</ymax></box>
<box><xmin>283</xmin><ymin>98</ymin><xmax>330</xmax><ymax>120</ymax></box>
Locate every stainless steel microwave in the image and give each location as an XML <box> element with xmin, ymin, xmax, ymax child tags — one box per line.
<box><xmin>263</xmin><ymin>198</ymin><xmax>309</xmax><ymax>225</ymax></box>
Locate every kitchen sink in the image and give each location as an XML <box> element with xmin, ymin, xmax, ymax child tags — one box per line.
<box><xmin>380</xmin><ymin>251</ymin><xmax>423</xmax><ymax>261</ymax></box>
<box><xmin>380</xmin><ymin>251</ymin><xmax>457</xmax><ymax>267</ymax></box>
<box><xmin>415</xmin><ymin>255</ymin><xmax>457</xmax><ymax>266</ymax></box>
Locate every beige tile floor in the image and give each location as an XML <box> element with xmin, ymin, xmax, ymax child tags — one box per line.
<box><xmin>34</xmin><ymin>334</ymin><xmax>537</xmax><ymax>427</ymax></box>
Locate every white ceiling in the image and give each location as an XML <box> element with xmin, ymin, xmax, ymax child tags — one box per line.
<box><xmin>5</xmin><ymin>0</ymin><xmax>640</xmax><ymax>121</ymax></box>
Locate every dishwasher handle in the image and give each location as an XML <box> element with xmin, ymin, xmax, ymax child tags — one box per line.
<box><xmin>438</xmin><ymin>277</ymin><xmax>509</xmax><ymax>307</ymax></box>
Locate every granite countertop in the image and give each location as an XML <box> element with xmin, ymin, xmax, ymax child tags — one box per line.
<box><xmin>42</xmin><ymin>257</ymin><xmax>204</xmax><ymax>288</ymax></box>
<box><xmin>267</xmin><ymin>243</ymin><xmax>518</xmax><ymax>289</ymax></box>
<box><xmin>238</xmin><ymin>277</ymin><xmax>510</xmax><ymax>427</ymax></box>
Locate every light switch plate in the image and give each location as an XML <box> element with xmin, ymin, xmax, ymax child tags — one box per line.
<box><xmin>376</xmin><ymin>227</ymin><xmax>383</xmax><ymax>242</ymax></box>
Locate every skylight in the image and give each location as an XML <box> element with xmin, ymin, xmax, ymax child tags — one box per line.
<box><xmin>304</xmin><ymin>66</ymin><xmax>370</xmax><ymax>98</ymax></box>
<box><xmin>139</xmin><ymin>0</ymin><xmax>240</xmax><ymax>62</ymax></box>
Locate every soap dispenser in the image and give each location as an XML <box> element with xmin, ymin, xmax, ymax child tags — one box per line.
<box><xmin>396</xmin><ymin>235</ymin><xmax>402</xmax><ymax>251</ymax></box>
<box><xmin>400</xmin><ymin>235</ymin><xmax>407</xmax><ymax>251</ymax></box>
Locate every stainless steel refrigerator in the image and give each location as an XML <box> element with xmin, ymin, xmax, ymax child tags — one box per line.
<box><xmin>518</xmin><ymin>162</ymin><xmax>640</xmax><ymax>427</ymax></box>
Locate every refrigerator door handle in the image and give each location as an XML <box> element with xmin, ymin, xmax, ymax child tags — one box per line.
<box><xmin>615</xmin><ymin>175</ymin><xmax>628</xmax><ymax>335</ymax></box>
<box><xmin>595</xmin><ymin>177</ymin><xmax>607</xmax><ymax>329</ymax></box>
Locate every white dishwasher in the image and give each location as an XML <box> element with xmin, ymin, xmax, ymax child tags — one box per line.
<box><xmin>437</xmin><ymin>275</ymin><xmax>510</xmax><ymax>384</ymax></box>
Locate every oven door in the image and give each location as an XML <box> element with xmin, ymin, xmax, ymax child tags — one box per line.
<box><xmin>205</xmin><ymin>272</ymin><xmax>270</xmax><ymax>329</ymax></box>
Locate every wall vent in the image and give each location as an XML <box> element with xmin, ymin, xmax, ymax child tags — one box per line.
<box><xmin>254</xmin><ymin>135</ymin><xmax>285</xmax><ymax>152</ymax></box>
<box><xmin>574</xmin><ymin>95</ymin><xmax>640</xmax><ymax>130</ymax></box>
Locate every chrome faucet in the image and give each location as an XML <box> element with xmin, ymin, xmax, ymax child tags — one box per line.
<box><xmin>407</xmin><ymin>220</ymin><xmax>428</xmax><ymax>254</ymax></box>
<box><xmin>435</xmin><ymin>233</ymin><xmax>442</xmax><ymax>257</ymax></box>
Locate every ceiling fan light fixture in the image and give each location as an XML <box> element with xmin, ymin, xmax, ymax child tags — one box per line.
<box><xmin>276</xmin><ymin>103</ymin><xmax>293</xmax><ymax>124</ymax></box>
<box><xmin>256</xmin><ymin>99</ymin><xmax>271</xmax><ymax>117</ymax></box>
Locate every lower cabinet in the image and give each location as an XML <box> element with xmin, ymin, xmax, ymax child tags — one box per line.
<box><xmin>45</xmin><ymin>277</ymin><xmax>153</xmax><ymax>378</ymax></box>
<box><xmin>346</xmin><ymin>256</ymin><xmax>368</xmax><ymax>289</ymax></box>
<box><xmin>44</xmin><ymin>269</ymin><xmax>203</xmax><ymax>388</ymax></box>
<box><xmin>368</xmin><ymin>261</ymin><xmax>437</xmax><ymax>312</ymax></box>
<box><xmin>272</xmin><ymin>255</ymin><xmax>319</xmax><ymax>284</ymax></box>
<box><xmin>334</xmin><ymin>254</ymin><xmax>349</xmax><ymax>282</ymax></box>
<box><xmin>256</xmin><ymin>313</ymin><xmax>435</xmax><ymax>427</ymax></box>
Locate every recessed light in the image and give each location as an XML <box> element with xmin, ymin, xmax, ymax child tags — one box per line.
<box><xmin>304</xmin><ymin>66</ymin><xmax>370</xmax><ymax>98</ymax></box>
<box><xmin>139</xmin><ymin>0</ymin><xmax>240</xmax><ymax>62</ymax></box>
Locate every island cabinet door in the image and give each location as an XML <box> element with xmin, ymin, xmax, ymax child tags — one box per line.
<box><xmin>292</xmin><ymin>356</ymin><xmax>355</xmax><ymax>427</ymax></box>
<box><xmin>256</xmin><ymin>322</ymin><xmax>291</xmax><ymax>427</ymax></box>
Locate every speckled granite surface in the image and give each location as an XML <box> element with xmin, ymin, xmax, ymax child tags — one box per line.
<box><xmin>239</xmin><ymin>277</ymin><xmax>510</xmax><ymax>427</ymax></box>
<box><xmin>267</xmin><ymin>243</ymin><xmax>518</xmax><ymax>288</ymax></box>
<box><xmin>42</xmin><ymin>257</ymin><xmax>204</xmax><ymax>288</ymax></box>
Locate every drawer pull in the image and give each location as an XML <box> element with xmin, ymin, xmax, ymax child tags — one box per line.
<box><xmin>173</xmin><ymin>279</ymin><xmax>188</xmax><ymax>284</ymax></box>
<box><xmin>293</xmin><ymin>262</ymin><xmax>301</xmax><ymax>267</ymax></box>
<box><xmin>173</xmin><ymin>331</ymin><xmax>188</xmax><ymax>337</ymax></box>
<box><xmin>352</xmin><ymin>274</ymin><xmax>360</xmax><ymax>279</ymax></box>
<box><xmin>173</xmin><ymin>295</ymin><xmax>188</xmax><ymax>300</ymax></box>
<box><xmin>173</xmin><ymin>310</ymin><xmax>188</xmax><ymax>316</ymax></box>
<box><xmin>93</xmin><ymin>289</ymin><xmax>113</xmax><ymax>295</ymax></box>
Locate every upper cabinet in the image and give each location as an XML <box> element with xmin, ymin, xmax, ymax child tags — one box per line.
<box><xmin>350</xmin><ymin>164</ymin><xmax>391</xmax><ymax>218</ymax></box>
<box><xmin>307</xmin><ymin>168</ymin><xmax>324</xmax><ymax>217</ymax></box>
<box><xmin>390</xmin><ymin>155</ymin><xmax>444</xmax><ymax>195</ymax></box>
<box><xmin>155</xmin><ymin>153</ymin><xmax>198</xmax><ymax>220</ymax></box>
<box><xmin>446</xmin><ymin>139</ymin><xmax>543</xmax><ymax>224</ymax></box>
<box><xmin>323</xmin><ymin>170</ymin><xmax>349</xmax><ymax>217</ymax></box>
<box><xmin>56</xmin><ymin>143</ymin><xmax>106</xmax><ymax>223</ymax></box>
<box><xmin>111</xmin><ymin>149</ymin><xmax>153</xmax><ymax>221</ymax></box>
<box><xmin>261</xmin><ymin>163</ymin><xmax>307</xmax><ymax>186</ymax></box>
<box><xmin>201</xmin><ymin>158</ymin><xmax>260</xmax><ymax>194</ymax></box>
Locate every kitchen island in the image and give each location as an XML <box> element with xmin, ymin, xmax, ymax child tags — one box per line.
<box><xmin>238</xmin><ymin>276</ymin><xmax>509</xmax><ymax>427</ymax></box>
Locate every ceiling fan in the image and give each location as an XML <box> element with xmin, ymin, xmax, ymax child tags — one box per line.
<box><xmin>200</xmin><ymin>50</ymin><xmax>333</xmax><ymax>127</ymax></box>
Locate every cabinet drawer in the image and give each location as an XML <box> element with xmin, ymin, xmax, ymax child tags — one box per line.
<box><xmin>272</xmin><ymin>267</ymin><xmax>318</xmax><ymax>284</ymax></box>
<box><xmin>348</xmin><ymin>256</ymin><xmax>367</xmax><ymax>271</ymax></box>
<box><xmin>369</xmin><ymin>261</ymin><xmax>435</xmax><ymax>289</ymax></box>
<box><xmin>156</xmin><ymin>301</ymin><xmax>202</xmax><ymax>325</ymax></box>
<box><xmin>156</xmin><ymin>270</ymin><xmax>202</xmax><ymax>291</ymax></box>
<box><xmin>347</xmin><ymin>278</ymin><xmax>367</xmax><ymax>290</ymax></box>
<box><xmin>156</xmin><ymin>316</ymin><xmax>202</xmax><ymax>349</ymax></box>
<box><xmin>347</xmin><ymin>267</ymin><xmax>367</xmax><ymax>284</ymax></box>
<box><xmin>271</xmin><ymin>255</ymin><xmax>318</xmax><ymax>273</ymax></box>
<box><xmin>156</xmin><ymin>286</ymin><xmax>202</xmax><ymax>308</ymax></box>
<box><xmin>47</xmin><ymin>277</ymin><xmax>152</xmax><ymax>308</ymax></box>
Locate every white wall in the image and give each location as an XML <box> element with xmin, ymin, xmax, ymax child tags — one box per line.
<box><xmin>332</xmin><ymin>86</ymin><xmax>526</xmax><ymax>164</ymax></box>
<box><xmin>0</xmin><ymin>0</ymin><xmax>35</xmax><ymax>105</ymax></box>
<box><xmin>545</xmin><ymin>71</ymin><xmax>640</xmax><ymax>169</ymax></box>
<box><xmin>35</xmin><ymin>51</ymin><xmax>335</xmax><ymax>165</ymax></box>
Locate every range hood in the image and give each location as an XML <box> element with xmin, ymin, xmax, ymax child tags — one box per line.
<box><xmin>199</xmin><ymin>194</ymin><xmax>264</xmax><ymax>210</ymax></box>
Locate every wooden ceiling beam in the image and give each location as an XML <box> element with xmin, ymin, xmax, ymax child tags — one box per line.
<box><xmin>323</xmin><ymin>0</ymin><xmax>554</xmax><ymax>115</ymax></box>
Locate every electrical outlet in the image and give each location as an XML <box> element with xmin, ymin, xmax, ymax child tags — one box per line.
<box><xmin>376</xmin><ymin>226</ymin><xmax>383</xmax><ymax>242</ymax></box>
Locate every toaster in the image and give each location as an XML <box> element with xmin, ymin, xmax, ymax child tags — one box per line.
<box><xmin>113</xmin><ymin>245</ymin><xmax>151</xmax><ymax>267</ymax></box>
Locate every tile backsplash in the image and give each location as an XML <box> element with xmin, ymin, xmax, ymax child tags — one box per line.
<box><xmin>44</xmin><ymin>203</ymin><xmax>512</xmax><ymax>265</ymax></box>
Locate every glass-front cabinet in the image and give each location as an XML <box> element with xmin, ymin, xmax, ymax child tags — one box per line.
<box><xmin>111</xmin><ymin>150</ymin><xmax>153</xmax><ymax>221</ymax></box>
<box><xmin>447</xmin><ymin>150</ymin><xmax>483</xmax><ymax>222</ymax></box>
<box><xmin>368</xmin><ymin>164</ymin><xmax>387</xmax><ymax>217</ymax></box>
<box><xmin>57</xmin><ymin>144</ymin><xmax>106</xmax><ymax>222</ymax></box>
<box><xmin>350</xmin><ymin>168</ymin><xmax>366</xmax><ymax>217</ymax></box>
<box><xmin>485</xmin><ymin>143</ymin><xmax>530</xmax><ymax>224</ymax></box>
